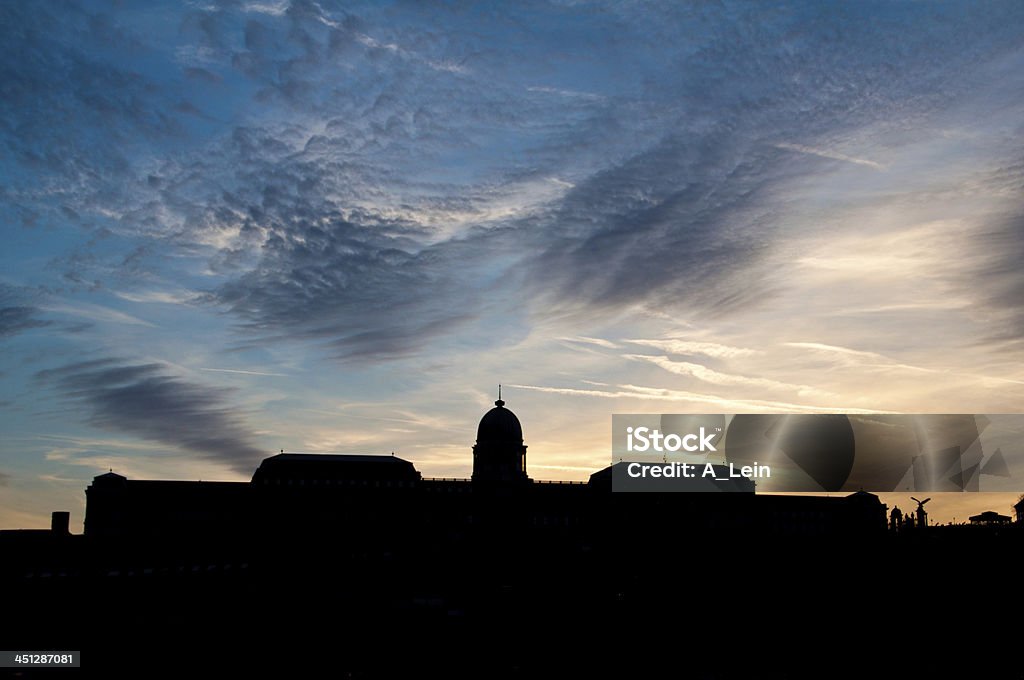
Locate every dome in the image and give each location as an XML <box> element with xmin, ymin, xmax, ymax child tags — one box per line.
<box><xmin>476</xmin><ymin>398</ymin><xmax>523</xmax><ymax>444</ymax></box>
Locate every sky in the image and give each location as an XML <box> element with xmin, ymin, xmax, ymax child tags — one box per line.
<box><xmin>2</xmin><ymin>1</ymin><xmax>1024</xmax><ymax>530</ymax></box>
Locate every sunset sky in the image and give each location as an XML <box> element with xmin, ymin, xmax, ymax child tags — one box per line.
<box><xmin>2</xmin><ymin>1</ymin><xmax>1024</xmax><ymax>529</ymax></box>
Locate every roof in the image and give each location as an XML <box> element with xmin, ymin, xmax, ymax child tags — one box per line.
<box><xmin>261</xmin><ymin>453</ymin><xmax>413</xmax><ymax>465</ymax></box>
<box><xmin>969</xmin><ymin>510</ymin><xmax>1011</xmax><ymax>522</ymax></box>
<box><xmin>252</xmin><ymin>452</ymin><xmax>421</xmax><ymax>483</ymax></box>
<box><xmin>476</xmin><ymin>399</ymin><xmax>523</xmax><ymax>444</ymax></box>
<box><xmin>90</xmin><ymin>471</ymin><xmax>128</xmax><ymax>487</ymax></box>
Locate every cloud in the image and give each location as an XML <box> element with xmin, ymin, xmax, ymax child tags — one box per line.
<box><xmin>626</xmin><ymin>339</ymin><xmax>759</xmax><ymax>359</ymax></box>
<box><xmin>523</xmin><ymin>133</ymin><xmax>785</xmax><ymax>317</ymax></box>
<box><xmin>785</xmin><ymin>342</ymin><xmax>893</xmax><ymax>362</ymax></box>
<box><xmin>112</xmin><ymin>289</ymin><xmax>198</xmax><ymax>305</ymax></box>
<box><xmin>963</xmin><ymin>212</ymin><xmax>1024</xmax><ymax>347</ymax></box>
<box><xmin>774</xmin><ymin>143</ymin><xmax>885</xmax><ymax>171</ymax></box>
<box><xmin>508</xmin><ymin>382</ymin><xmax>889</xmax><ymax>415</ymax></box>
<box><xmin>0</xmin><ymin>471</ymin><xmax>9</xmax><ymax>486</ymax></box>
<box><xmin>624</xmin><ymin>354</ymin><xmax>832</xmax><ymax>397</ymax></box>
<box><xmin>525</xmin><ymin>86</ymin><xmax>604</xmax><ymax>101</ymax></box>
<box><xmin>42</xmin><ymin>302</ymin><xmax>155</xmax><ymax>328</ymax></box>
<box><xmin>208</xmin><ymin>217</ymin><xmax>489</xmax><ymax>360</ymax></box>
<box><xmin>4</xmin><ymin>0</ymin><xmax>1024</xmax><ymax>368</ymax></box>
<box><xmin>35</xmin><ymin>358</ymin><xmax>265</xmax><ymax>474</ymax></box>
<box><xmin>785</xmin><ymin>341</ymin><xmax>1024</xmax><ymax>388</ymax></box>
<box><xmin>785</xmin><ymin>342</ymin><xmax>936</xmax><ymax>374</ymax></box>
<box><xmin>0</xmin><ymin>3</ymin><xmax>187</xmax><ymax>228</ymax></box>
<box><xmin>0</xmin><ymin>305</ymin><xmax>51</xmax><ymax>338</ymax></box>
<box><xmin>558</xmin><ymin>336</ymin><xmax>620</xmax><ymax>350</ymax></box>
<box><xmin>199</xmin><ymin>367</ymin><xmax>288</xmax><ymax>377</ymax></box>
<box><xmin>0</xmin><ymin>285</ymin><xmax>51</xmax><ymax>338</ymax></box>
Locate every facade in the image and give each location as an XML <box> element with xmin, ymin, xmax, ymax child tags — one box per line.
<box><xmin>82</xmin><ymin>398</ymin><xmax>888</xmax><ymax>548</ymax></box>
<box><xmin>970</xmin><ymin>510</ymin><xmax>1012</xmax><ymax>525</ymax></box>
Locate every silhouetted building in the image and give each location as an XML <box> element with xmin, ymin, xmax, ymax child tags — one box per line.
<box><xmin>969</xmin><ymin>510</ymin><xmax>1012</xmax><ymax>525</ymax></box>
<box><xmin>85</xmin><ymin>470</ymin><xmax>250</xmax><ymax>538</ymax></box>
<box><xmin>80</xmin><ymin>397</ymin><xmax>887</xmax><ymax>548</ymax></box>
<box><xmin>8</xmin><ymin>397</ymin><xmax>1010</xmax><ymax>677</ymax></box>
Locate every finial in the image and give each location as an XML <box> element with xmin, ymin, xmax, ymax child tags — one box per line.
<box><xmin>495</xmin><ymin>383</ymin><xmax>505</xmax><ymax>407</ymax></box>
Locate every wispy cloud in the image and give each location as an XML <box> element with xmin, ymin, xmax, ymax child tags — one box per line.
<box><xmin>8</xmin><ymin>0</ymin><xmax>1018</xmax><ymax>367</ymax></box>
<box><xmin>626</xmin><ymin>339</ymin><xmax>760</xmax><ymax>359</ymax></box>
<box><xmin>243</xmin><ymin>2</ymin><xmax>289</xmax><ymax>17</ymax></box>
<box><xmin>785</xmin><ymin>342</ymin><xmax>1024</xmax><ymax>387</ymax></box>
<box><xmin>113</xmin><ymin>290</ymin><xmax>197</xmax><ymax>305</ymax></box>
<box><xmin>526</xmin><ymin>85</ymin><xmax>604</xmax><ymax>101</ymax></box>
<box><xmin>42</xmin><ymin>443</ymin><xmax>247</xmax><ymax>482</ymax></box>
<box><xmin>42</xmin><ymin>303</ymin><xmax>155</xmax><ymax>328</ymax></box>
<box><xmin>557</xmin><ymin>336</ymin><xmax>620</xmax><ymax>350</ymax></box>
<box><xmin>36</xmin><ymin>359</ymin><xmax>265</xmax><ymax>474</ymax></box>
<box><xmin>774</xmin><ymin>142</ymin><xmax>885</xmax><ymax>170</ymax></box>
<box><xmin>784</xmin><ymin>342</ymin><xmax>936</xmax><ymax>373</ymax></box>
<box><xmin>508</xmin><ymin>382</ymin><xmax>889</xmax><ymax>414</ymax></box>
<box><xmin>199</xmin><ymin>367</ymin><xmax>288</xmax><ymax>377</ymax></box>
<box><xmin>0</xmin><ymin>285</ymin><xmax>51</xmax><ymax>338</ymax></box>
<box><xmin>785</xmin><ymin>342</ymin><xmax>895</xmax><ymax>362</ymax></box>
<box><xmin>0</xmin><ymin>305</ymin><xmax>51</xmax><ymax>338</ymax></box>
<box><xmin>624</xmin><ymin>354</ymin><xmax>832</xmax><ymax>397</ymax></box>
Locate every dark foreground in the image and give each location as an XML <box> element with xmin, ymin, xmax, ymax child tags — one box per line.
<box><xmin>4</xmin><ymin>524</ymin><xmax>1021</xmax><ymax>679</ymax></box>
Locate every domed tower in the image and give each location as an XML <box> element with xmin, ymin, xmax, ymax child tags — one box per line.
<box><xmin>472</xmin><ymin>388</ymin><xmax>528</xmax><ymax>484</ymax></box>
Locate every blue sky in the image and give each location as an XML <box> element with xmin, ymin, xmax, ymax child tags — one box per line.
<box><xmin>3</xmin><ymin>1</ymin><xmax>1024</xmax><ymax>529</ymax></box>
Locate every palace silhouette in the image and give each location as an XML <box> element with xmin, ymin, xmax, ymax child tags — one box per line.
<box><xmin>4</xmin><ymin>398</ymin><xmax>1020</xmax><ymax>676</ymax></box>
<box><xmin>80</xmin><ymin>396</ymin><xmax>886</xmax><ymax>541</ymax></box>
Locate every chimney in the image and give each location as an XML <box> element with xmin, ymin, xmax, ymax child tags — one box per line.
<box><xmin>51</xmin><ymin>511</ymin><xmax>70</xmax><ymax>535</ymax></box>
